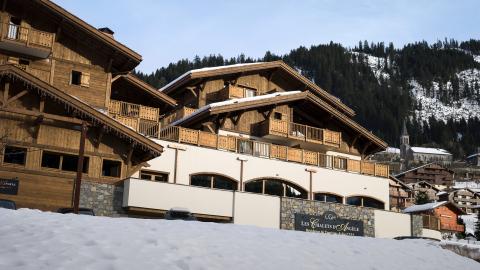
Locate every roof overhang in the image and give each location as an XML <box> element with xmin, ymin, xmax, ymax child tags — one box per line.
<box><xmin>0</xmin><ymin>65</ymin><xmax>162</xmax><ymax>161</ymax></box>
<box><xmin>160</xmin><ymin>61</ymin><xmax>356</xmax><ymax>117</ymax></box>
<box><xmin>34</xmin><ymin>0</ymin><xmax>142</xmax><ymax>70</ymax></box>
<box><xmin>170</xmin><ymin>90</ymin><xmax>387</xmax><ymax>151</ymax></box>
<box><xmin>114</xmin><ymin>74</ymin><xmax>177</xmax><ymax>107</ymax></box>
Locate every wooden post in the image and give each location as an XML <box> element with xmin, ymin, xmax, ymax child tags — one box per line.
<box><xmin>305</xmin><ymin>168</ymin><xmax>317</xmax><ymax>200</ymax></box>
<box><xmin>73</xmin><ymin>121</ymin><xmax>87</xmax><ymax>214</ymax></box>
<box><xmin>237</xmin><ymin>157</ymin><xmax>247</xmax><ymax>191</ymax></box>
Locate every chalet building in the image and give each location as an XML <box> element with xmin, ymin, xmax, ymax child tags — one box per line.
<box><xmin>118</xmin><ymin>61</ymin><xmax>394</xmax><ymax>221</ymax></box>
<box><xmin>389</xmin><ymin>176</ymin><xmax>414</xmax><ymax>212</ymax></box>
<box><xmin>1</xmin><ymin>0</ymin><xmax>400</xmax><ymax>228</ymax></box>
<box><xmin>466</xmin><ymin>148</ymin><xmax>480</xmax><ymax>167</ymax></box>
<box><xmin>448</xmin><ymin>188</ymin><xmax>480</xmax><ymax>214</ymax></box>
<box><xmin>407</xmin><ymin>181</ymin><xmax>440</xmax><ymax>202</ymax></box>
<box><xmin>404</xmin><ymin>201</ymin><xmax>465</xmax><ymax>237</ymax></box>
<box><xmin>0</xmin><ymin>0</ymin><xmax>167</xmax><ymax>211</ymax></box>
<box><xmin>395</xmin><ymin>163</ymin><xmax>454</xmax><ymax>189</ymax></box>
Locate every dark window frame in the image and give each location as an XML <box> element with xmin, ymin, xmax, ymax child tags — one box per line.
<box><xmin>3</xmin><ymin>146</ymin><xmax>27</xmax><ymax>166</ymax></box>
<box><xmin>140</xmin><ymin>170</ymin><xmax>169</xmax><ymax>182</ymax></box>
<box><xmin>190</xmin><ymin>173</ymin><xmax>238</xmax><ymax>191</ymax></box>
<box><xmin>41</xmin><ymin>151</ymin><xmax>89</xmax><ymax>173</ymax></box>
<box><xmin>101</xmin><ymin>159</ymin><xmax>122</xmax><ymax>178</ymax></box>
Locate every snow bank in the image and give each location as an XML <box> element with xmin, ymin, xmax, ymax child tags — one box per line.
<box><xmin>0</xmin><ymin>209</ymin><xmax>478</xmax><ymax>270</ymax></box>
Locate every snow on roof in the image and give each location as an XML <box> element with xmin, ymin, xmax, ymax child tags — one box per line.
<box><xmin>169</xmin><ymin>91</ymin><xmax>302</xmax><ymax>126</ymax></box>
<box><xmin>466</xmin><ymin>153</ymin><xmax>480</xmax><ymax>159</ymax></box>
<box><xmin>436</xmin><ymin>191</ymin><xmax>447</xmax><ymax>196</ymax></box>
<box><xmin>411</xmin><ymin>147</ymin><xmax>451</xmax><ymax>155</ymax></box>
<box><xmin>159</xmin><ymin>62</ymin><xmax>265</xmax><ymax>92</ymax></box>
<box><xmin>453</xmin><ymin>181</ymin><xmax>480</xmax><ymax>190</ymax></box>
<box><xmin>403</xmin><ymin>201</ymin><xmax>447</xmax><ymax>213</ymax></box>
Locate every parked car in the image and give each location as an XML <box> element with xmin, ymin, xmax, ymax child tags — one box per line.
<box><xmin>57</xmin><ymin>207</ymin><xmax>95</xmax><ymax>216</ymax></box>
<box><xmin>0</xmin><ymin>199</ymin><xmax>16</xmax><ymax>210</ymax></box>
<box><xmin>165</xmin><ymin>207</ymin><xmax>197</xmax><ymax>221</ymax></box>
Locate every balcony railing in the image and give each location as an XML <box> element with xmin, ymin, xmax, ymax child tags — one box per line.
<box><xmin>0</xmin><ymin>23</ymin><xmax>54</xmax><ymax>54</ymax></box>
<box><xmin>259</xmin><ymin>119</ymin><xmax>342</xmax><ymax>148</ymax></box>
<box><xmin>160</xmin><ymin>106</ymin><xmax>196</xmax><ymax>127</ymax></box>
<box><xmin>158</xmin><ymin>126</ymin><xmax>390</xmax><ymax>178</ymax></box>
<box><xmin>108</xmin><ymin>100</ymin><xmax>161</xmax><ymax>137</ymax></box>
<box><xmin>218</xmin><ymin>85</ymin><xmax>247</xmax><ymax>100</ymax></box>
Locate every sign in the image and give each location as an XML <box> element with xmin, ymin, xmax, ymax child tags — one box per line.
<box><xmin>294</xmin><ymin>211</ymin><xmax>364</xmax><ymax>236</ymax></box>
<box><xmin>0</xmin><ymin>178</ymin><xmax>19</xmax><ymax>195</ymax></box>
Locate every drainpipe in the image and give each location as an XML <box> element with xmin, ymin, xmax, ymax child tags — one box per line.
<box><xmin>237</xmin><ymin>157</ymin><xmax>248</xmax><ymax>191</ymax></box>
<box><xmin>168</xmin><ymin>144</ymin><xmax>187</xmax><ymax>184</ymax></box>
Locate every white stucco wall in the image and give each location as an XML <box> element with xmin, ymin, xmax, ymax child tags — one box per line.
<box><xmin>123</xmin><ymin>179</ymin><xmax>234</xmax><ymax>217</ymax></box>
<box><xmin>233</xmin><ymin>192</ymin><xmax>280</xmax><ymax>229</ymax></box>
<box><xmin>374</xmin><ymin>210</ymin><xmax>412</xmax><ymax>238</ymax></box>
<box><xmin>135</xmin><ymin>139</ymin><xmax>390</xmax><ymax>210</ymax></box>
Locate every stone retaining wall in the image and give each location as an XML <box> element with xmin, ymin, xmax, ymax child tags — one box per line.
<box><xmin>281</xmin><ymin>197</ymin><xmax>376</xmax><ymax>237</ymax></box>
<box><xmin>79</xmin><ymin>181</ymin><xmax>125</xmax><ymax>217</ymax></box>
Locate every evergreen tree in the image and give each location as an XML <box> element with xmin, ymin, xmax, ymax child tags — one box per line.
<box><xmin>415</xmin><ymin>191</ymin><xmax>431</xmax><ymax>205</ymax></box>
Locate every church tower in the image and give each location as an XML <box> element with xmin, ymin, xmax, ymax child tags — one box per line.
<box><xmin>399</xmin><ymin>119</ymin><xmax>411</xmax><ymax>171</ymax></box>
<box><xmin>400</xmin><ymin>120</ymin><xmax>409</xmax><ymax>146</ymax></box>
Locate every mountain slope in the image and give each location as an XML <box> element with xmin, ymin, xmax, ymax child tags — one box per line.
<box><xmin>135</xmin><ymin>39</ymin><xmax>480</xmax><ymax>158</ymax></box>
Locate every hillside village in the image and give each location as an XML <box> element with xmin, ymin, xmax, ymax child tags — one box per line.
<box><xmin>0</xmin><ymin>0</ymin><xmax>479</xmax><ymax>268</ymax></box>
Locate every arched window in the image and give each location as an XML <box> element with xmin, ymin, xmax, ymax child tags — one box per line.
<box><xmin>190</xmin><ymin>174</ymin><xmax>238</xmax><ymax>191</ymax></box>
<box><xmin>346</xmin><ymin>196</ymin><xmax>384</xmax><ymax>209</ymax></box>
<box><xmin>314</xmin><ymin>193</ymin><xmax>343</xmax><ymax>204</ymax></box>
<box><xmin>244</xmin><ymin>178</ymin><xmax>307</xmax><ymax>199</ymax></box>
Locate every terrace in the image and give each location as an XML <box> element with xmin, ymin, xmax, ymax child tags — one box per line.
<box><xmin>0</xmin><ymin>22</ymin><xmax>54</xmax><ymax>58</ymax></box>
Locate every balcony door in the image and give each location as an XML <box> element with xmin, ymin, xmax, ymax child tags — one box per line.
<box><xmin>7</xmin><ymin>17</ymin><xmax>22</xmax><ymax>41</ymax></box>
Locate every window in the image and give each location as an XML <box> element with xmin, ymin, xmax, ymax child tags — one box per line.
<box><xmin>273</xmin><ymin>112</ymin><xmax>283</xmax><ymax>120</ymax></box>
<box><xmin>346</xmin><ymin>196</ymin><xmax>384</xmax><ymax>209</ymax></box>
<box><xmin>315</xmin><ymin>193</ymin><xmax>343</xmax><ymax>204</ymax></box>
<box><xmin>41</xmin><ymin>151</ymin><xmax>89</xmax><ymax>173</ymax></box>
<box><xmin>244</xmin><ymin>88</ymin><xmax>256</xmax><ymax>98</ymax></box>
<box><xmin>102</xmin><ymin>159</ymin><xmax>121</xmax><ymax>177</ymax></box>
<box><xmin>140</xmin><ymin>170</ymin><xmax>168</xmax><ymax>182</ymax></box>
<box><xmin>238</xmin><ymin>140</ymin><xmax>253</xmax><ymax>155</ymax></box>
<box><xmin>190</xmin><ymin>174</ymin><xmax>238</xmax><ymax>191</ymax></box>
<box><xmin>7</xmin><ymin>17</ymin><xmax>21</xmax><ymax>40</ymax></box>
<box><xmin>244</xmin><ymin>178</ymin><xmax>307</xmax><ymax>199</ymax></box>
<box><xmin>70</xmin><ymin>70</ymin><xmax>90</xmax><ymax>87</ymax></box>
<box><xmin>3</xmin><ymin>146</ymin><xmax>26</xmax><ymax>165</ymax></box>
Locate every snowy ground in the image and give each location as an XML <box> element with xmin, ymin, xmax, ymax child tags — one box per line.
<box><xmin>0</xmin><ymin>209</ymin><xmax>478</xmax><ymax>270</ymax></box>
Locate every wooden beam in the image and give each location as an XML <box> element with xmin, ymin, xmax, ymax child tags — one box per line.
<box><xmin>95</xmin><ymin>125</ymin><xmax>107</xmax><ymax>149</ymax></box>
<box><xmin>202</xmin><ymin>122</ymin><xmax>215</xmax><ymax>133</ymax></box>
<box><xmin>350</xmin><ymin>134</ymin><xmax>361</xmax><ymax>153</ymax></box>
<box><xmin>186</xmin><ymin>86</ymin><xmax>198</xmax><ymax>98</ymax></box>
<box><xmin>3</xmin><ymin>81</ymin><xmax>9</xmax><ymax>104</ymax></box>
<box><xmin>230</xmin><ymin>111</ymin><xmax>244</xmax><ymax>126</ymax></box>
<box><xmin>1</xmin><ymin>0</ymin><xmax>7</xmax><ymax>12</ymax></box>
<box><xmin>126</xmin><ymin>143</ymin><xmax>135</xmax><ymax>171</ymax></box>
<box><xmin>39</xmin><ymin>96</ymin><xmax>45</xmax><ymax>113</ymax></box>
<box><xmin>0</xmin><ymin>107</ymin><xmax>83</xmax><ymax>125</ymax></box>
<box><xmin>111</xmin><ymin>74</ymin><xmax>122</xmax><ymax>83</ymax></box>
<box><xmin>3</xmin><ymin>90</ymin><xmax>28</xmax><ymax>108</ymax></box>
<box><xmin>361</xmin><ymin>141</ymin><xmax>372</xmax><ymax>157</ymax></box>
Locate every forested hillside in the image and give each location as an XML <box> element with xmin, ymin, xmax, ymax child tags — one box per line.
<box><xmin>134</xmin><ymin>39</ymin><xmax>480</xmax><ymax>159</ymax></box>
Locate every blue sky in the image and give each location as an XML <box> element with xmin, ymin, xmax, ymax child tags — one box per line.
<box><xmin>53</xmin><ymin>0</ymin><xmax>479</xmax><ymax>73</ymax></box>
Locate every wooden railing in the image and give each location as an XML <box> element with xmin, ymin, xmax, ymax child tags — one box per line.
<box><xmin>160</xmin><ymin>106</ymin><xmax>196</xmax><ymax>127</ymax></box>
<box><xmin>219</xmin><ymin>85</ymin><xmax>245</xmax><ymax>100</ymax></box>
<box><xmin>157</xmin><ymin>126</ymin><xmax>390</xmax><ymax>178</ymax></box>
<box><xmin>441</xmin><ymin>223</ymin><xmax>465</xmax><ymax>232</ymax></box>
<box><xmin>108</xmin><ymin>100</ymin><xmax>161</xmax><ymax>137</ymax></box>
<box><xmin>261</xmin><ymin>119</ymin><xmax>341</xmax><ymax>148</ymax></box>
<box><xmin>1</xmin><ymin>23</ymin><xmax>54</xmax><ymax>50</ymax></box>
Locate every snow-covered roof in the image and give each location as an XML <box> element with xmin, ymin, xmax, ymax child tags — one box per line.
<box><xmin>159</xmin><ymin>63</ymin><xmax>264</xmax><ymax>92</ymax></box>
<box><xmin>403</xmin><ymin>201</ymin><xmax>447</xmax><ymax>213</ymax></box>
<box><xmin>411</xmin><ymin>147</ymin><xmax>451</xmax><ymax>155</ymax></box>
<box><xmin>169</xmin><ymin>91</ymin><xmax>302</xmax><ymax>126</ymax></box>
<box><xmin>453</xmin><ymin>181</ymin><xmax>480</xmax><ymax>190</ymax></box>
<box><xmin>437</xmin><ymin>191</ymin><xmax>448</xmax><ymax>196</ymax></box>
<box><xmin>466</xmin><ymin>153</ymin><xmax>480</xmax><ymax>159</ymax></box>
<box><xmin>383</xmin><ymin>147</ymin><xmax>400</xmax><ymax>154</ymax></box>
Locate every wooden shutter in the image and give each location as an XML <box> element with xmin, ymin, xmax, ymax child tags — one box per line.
<box><xmin>80</xmin><ymin>72</ymin><xmax>90</xmax><ymax>87</ymax></box>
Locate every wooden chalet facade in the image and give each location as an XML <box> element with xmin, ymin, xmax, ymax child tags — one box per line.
<box><xmin>0</xmin><ymin>0</ymin><xmax>166</xmax><ymax>211</ymax></box>
<box><xmin>389</xmin><ymin>176</ymin><xmax>414</xmax><ymax>212</ymax></box>
<box><xmin>395</xmin><ymin>163</ymin><xmax>454</xmax><ymax>188</ymax></box>
<box><xmin>404</xmin><ymin>202</ymin><xmax>466</xmax><ymax>235</ymax></box>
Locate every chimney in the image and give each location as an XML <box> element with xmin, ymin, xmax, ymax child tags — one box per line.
<box><xmin>98</xmin><ymin>27</ymin><xmax>114</xmax><ymax>39</ymax></box>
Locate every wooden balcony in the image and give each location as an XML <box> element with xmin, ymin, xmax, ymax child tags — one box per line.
<box><xmin>108</xmin><ymin>100</ymin><xmax>161</xmax><ymax>137</ymax></box>
<box><xmin>0</xmin><ymin>23</ymin><xmax>54</xmax><ymax>58</ymax></box>
<box><xmin>160</xmin><ymin>106</ymin><xmax>196</xmax><ymax>127</ymax></box>
<box><xmin>218</xmin><ymin>85</ymin><xmax>246</xmax><ymax>100</ymax></box>
<box><xmin>259</xmin><ymin>119</ymin><xmax>342</xmax><ymax>148</ymax></box>
<box><xmin>158</xmin><ymin>126</ymin><xmax>390</xmax><ymax>178</ymax></box>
